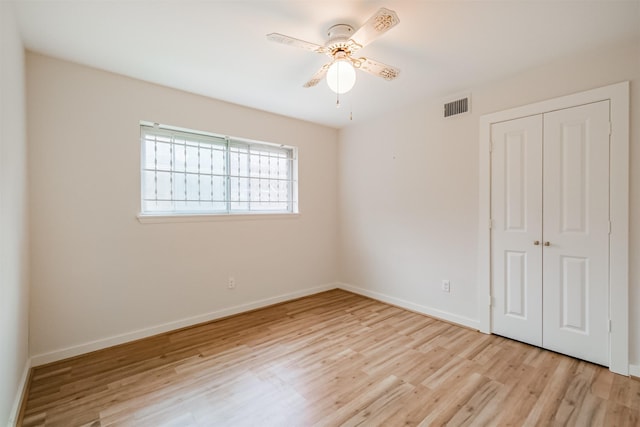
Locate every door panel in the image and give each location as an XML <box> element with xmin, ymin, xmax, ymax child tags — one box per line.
<box><xmin>542</xmin><ymin>100</ymin><xmax>610</xmax><ymax>366</ymax></box>
<box><xmin>491</xmin><ymin>115</ymin><xmax>543</xmax><ymax>347</ymax></box>
<box><xmin>560</xmin><ymin>122</ymin><xmax>588</xmax><ymax>232</ymax></box>
<box><xmin>505</xmin><ymin>251</ymin><xmax>527</xmax><ymax>318</ymax></box>
<box><xmin>560</xmin><ymin>256</ymin><xmax>588</xmax><ymax>332</ymax></box>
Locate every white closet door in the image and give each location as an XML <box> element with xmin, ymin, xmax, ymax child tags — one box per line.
<box><xmin>542</xmin><ymin>101</ymin><xmax>610</xmax><ymax>366</ymax></box>
<box><xmin>491</xmin><ymin>115</ymin><xmax>543</xmax><ymax>347</ymax></box>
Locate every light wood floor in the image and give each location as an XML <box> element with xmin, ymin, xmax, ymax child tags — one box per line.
<box><xmin>20</xmin><ymin>290</ymin><xmax>640</xmax><ymax>426</ymax></box>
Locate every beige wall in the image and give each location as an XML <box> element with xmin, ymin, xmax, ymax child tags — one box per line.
<box><xmin>27</xmin><ymin>53</ymin><xmax>339</xmax><ymax>360</ymax></box>
<box><xmin>0</xmin><ymin>2</ymin><xmax>30</xmax><ymax>425</ymax></box>
<box><xmin>339</xmin><ymin>37</ymin><xmax>640</xmax><ymax>367</ymax></box>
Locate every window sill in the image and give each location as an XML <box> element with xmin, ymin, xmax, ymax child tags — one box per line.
<box><xmin>137</xmin><ymin>212</ymin><xmax>300</xmax><ymax>224</ymax></box>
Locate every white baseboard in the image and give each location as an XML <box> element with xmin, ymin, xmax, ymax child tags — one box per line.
<box><xmin>337</xmin><ymin>282</ymin><xmax>480</xmax><ymax>330</ymax></box>
<box><xmin>7</xmin><ymin>357</ymin><xmax>31</xmax><ymax>427</ymax></box>
<box><xmin>630</xmin><ymin>364</ymin><xmax>640</xmax><ymax>378</ymax></box>
<box><xmin>30</xmin><ymin>283</ymin><xmax>337</xmax><ymax>367</ymax></box>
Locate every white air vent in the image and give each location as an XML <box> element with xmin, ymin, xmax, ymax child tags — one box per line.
<box><xmin>443</xmin><ymin>94</ymin><xmax>471</xmax><ymax>118</ymax></box>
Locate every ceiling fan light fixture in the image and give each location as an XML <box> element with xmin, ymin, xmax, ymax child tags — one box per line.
<box><xmin>326</xmin><ymin>59</ymin><xmax>356</xmax><ymax>94</ymax></box>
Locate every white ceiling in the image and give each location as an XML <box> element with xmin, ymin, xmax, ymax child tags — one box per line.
<box><xmin>13</xmin><ymin>0</ymin><xmax>640</xmax><ymax>129</ymax></box>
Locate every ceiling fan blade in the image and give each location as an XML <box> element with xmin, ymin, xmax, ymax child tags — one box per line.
<box><xmin>350</xmin><ymin>8</ymin><xmax>400</xmax><ymax>49</ymax></box>
<box><xmin>266</xmin><ymin>33</ymin><xmax>325</xmax><ymax>53</ymax></box>
<box><xmin>303</xmin><ymin>63</ymin><xmax>331</xmax><ymax>88</ymax></box>
<box><xmin>359</xmin><ymin>58</ymin><xmax>400</xmax><ymax>81</ymax></box>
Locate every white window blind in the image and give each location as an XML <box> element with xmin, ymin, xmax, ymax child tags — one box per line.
<box><xmin>141</xmin><ymin>124</ymin><xmax>297</xmax><ymax>215</ymax></box>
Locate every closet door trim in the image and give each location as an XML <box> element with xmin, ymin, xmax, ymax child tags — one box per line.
<box><xmin>477</xmin><ymin>81</ymin><xmax>629</xmax><ymax>375</ymax></box>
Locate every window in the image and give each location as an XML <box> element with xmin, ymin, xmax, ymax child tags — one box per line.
<box><xmin>140</xmin><ymin>123</ymin><xmax>297</xmax><ymax>215</ymax></box>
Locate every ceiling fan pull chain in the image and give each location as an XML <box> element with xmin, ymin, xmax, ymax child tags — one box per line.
<box><xmin>350</xmin><ymin>94</ymin><xmax>353</xmax><ymax>120</ymax></box>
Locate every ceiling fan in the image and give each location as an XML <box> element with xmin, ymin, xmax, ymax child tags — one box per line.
<box><xmin>267</xmin><ymin>7</ymin><xmax>400</xmax><ymax>95</ymax></box>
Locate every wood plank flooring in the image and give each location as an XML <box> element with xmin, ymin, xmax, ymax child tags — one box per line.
<box><xmin>20</xmin><ymin>289</ymin><xmax>640</xmax><ymax>426</ymax></box>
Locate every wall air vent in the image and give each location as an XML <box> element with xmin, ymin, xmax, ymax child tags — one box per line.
<box><xmin>443</xmin><ymin>94</ymin><xmax>471</xmax><ymax>118</ymax></box>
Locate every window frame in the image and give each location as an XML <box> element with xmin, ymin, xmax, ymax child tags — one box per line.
<box><xmin>138</xmin><ymin>122</ymin><xmax>298</xmax><ymax>221</ymax></box>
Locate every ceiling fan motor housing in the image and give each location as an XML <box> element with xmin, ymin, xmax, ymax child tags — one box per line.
<box><xmin>325</xmin><ymin>24</ymin><xmax>357</xmax><ymax>56</ymax></box>
<box><xmin>327</xmin><ymin>24</ymin><xmax>354</xmax><ymax>42</ymax></box>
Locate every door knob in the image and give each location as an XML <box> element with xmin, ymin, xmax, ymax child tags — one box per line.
<box><xmin>544</xmin><ymin>241</ymin><xmax>551</xmax><ymax>246</ymax></box>
<box><xmin>534</xmin><ymin>240</ymin><xmax>540</xmax><ymax>245</ymax></box>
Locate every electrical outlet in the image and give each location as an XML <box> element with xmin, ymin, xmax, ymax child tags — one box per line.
<box><xmin>227</xmin><ymin>276</ymin><xmax>236</xmax><ymax>289</ymax></box>
<box><xmin>442</xmin><ymin>280</ymin><xmax>450</xmax><ymax>293</ymax></box>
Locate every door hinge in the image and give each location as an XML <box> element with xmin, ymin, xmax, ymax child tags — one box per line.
<box><xmin>609</xmin><ymin>122</ymin><xmax>612</xmax><ymax>136</ymax></box>
<box><xmin>609</xmin><ymin>319</ymin><xmax>612</xmax><ymax>332</ymax></box>
<box><xmin>609</xmin><ymin>220</ymin><xmax>612</xmax><ymax>235</ymax></box>
<box><xmin>489</xmin><ymin>295</ymin><xmax>493</xmax><ymax>307</ymax></box>
<box><xmin>489</xmin><ymin>218</ymin><xmax>493</xmax><ymax>229</ymax></box>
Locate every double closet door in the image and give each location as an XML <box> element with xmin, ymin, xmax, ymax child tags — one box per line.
<box><xmin>491</xmin><ymin>100</ymin><xmax>610</xmax><ymax>366</ymax></box>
